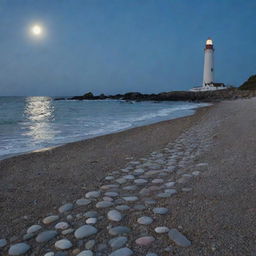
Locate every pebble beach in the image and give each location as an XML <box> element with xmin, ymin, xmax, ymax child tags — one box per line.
<box><xmin>1</xmin><ymin>98</ymin><xmax>256</xmax><ymax>255</ymax></box>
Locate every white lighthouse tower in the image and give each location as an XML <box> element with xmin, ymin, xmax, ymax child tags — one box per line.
<box><xmin>203</xmin><ymin>37</ymin><xmax>214</xmax><ymax>86</ymax></box>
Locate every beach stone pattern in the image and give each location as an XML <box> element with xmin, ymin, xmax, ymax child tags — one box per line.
<box><xmin>1</xmin><ymin>122</ymin><xmax>215</xmax><ymax>255</ymax></box>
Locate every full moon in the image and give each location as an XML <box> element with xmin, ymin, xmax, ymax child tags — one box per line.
<box><xmin>30</xmin><ymin>24</ymin><xmax>43</xmax><ymax>36</ymax></box>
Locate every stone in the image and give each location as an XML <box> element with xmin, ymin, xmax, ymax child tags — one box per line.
<box><xmin>66</xmin><ymin>215</ymin><xmax>73</xmax><ymax>221</ymax></box>
<box><xmin>97</xmin><ymin>243</ymin><xmax>107</xmax><ymax>251</ymax></box>
<box><xmin>62</xmin><ymin>228</ymin><xmax>74</xmax><ymax>235</ymax></box>
<box><xmin>144</xmin><ymin>199</ymin><xmax>156</xmax><ymax>205</ymax></box>
<box><xmin>96</xmin><ymin>201</ymin><xmax>113</xmax><ymax>208</ymax></box>
<box><xmin>105</xmin><ymin>192</ymin><xmax>118</xmax><ymax>197</ymax></box>
<box><xmin>168</xmin><ymin>229</ymin><xmax>191</xmax><ymax>247</ymax></box>
<box><xmin>86</xmin><ymin>191</ymin><xmax>100</xmax><ymax>198</ymax></box>
<box><xmin>84</xmin><ymin>211</ymin><xmax>98</xmax><ymax>218</ymax></box>
<box><xmin>134</xmin><ymin>179</ymin><xmax>147</xmax><ymax>185</ymax></box>
<box><xmin>109</xmin><ymin>247</ymin><xmax>133</xmax><ymax>256</ymax></box>
<box><xmin>146</xmin><ymin>253</ymin><xmax>158</xmax><ymax>256</ymax></box>
<box><xmin>0</xmin><ymin>238</ymin><xmax>7</xmax><ymax>248</ymax></box>
<box><xmin>133</xmin><ymin>204</ymin><xmax>146</xmax><ymax>210</ymax></box>
<box><xmin>77</xmin><ymin>251</ymin><xmax>93</xmax><ymax>256</ymax></box>
<box><xmin>157</xmin><ymin>192</ymin><xmax>172</xmax><ymax>198</ymax></box>
<box><xmin>44</xmin><ymin>253</ymin><xmax>54</xmax><ymax>256</ymax></box>
<box><xmin>165</xmin><ymin>189</ymin><xmax>177</xmax><ymax>195</ymax></box>
<box><xmin>122</xmin><ymin>185</ymin><xmax>137</xmax><ymax>191</ymax></box>
<box><xmin>105</xmin><ymin>176</ymin><xmax>115</xmax><ymax>180</ymax></box>
<box><xmin>137</xmin><ymin>216</ymin><xmax>153</xmax><ymax>225</ymax></box>
<box><xmin>55</xmin><ymin>252</ymin><xmax>68</xmax><ymax>256</ymax></box>
<box><xmin>55</xmin><ymin>239</ymin><xmax>73</xmax><ymax>250</ymax></box>
<box><xmin>165</xmin><ymin>182</ymin><xmax>175</xmax><ymax>188</ymax></box>
<box><xmin>154</xmin><ymin>226</ymin><xmax>169</xmax><ymax>233</ymax></box>
<box><xmin>23</xmin><ymin>233</ymin><xmax>36</xmax><ymax>241</ymax></box>
<box><xmin>153</xmin><ymin>207</ymin><xmax>169</xmax><ymax>214</ymax></box>
<box><xmin>152</xmin><ymin>178</ymin><xmax>164</xmax><ymax>184</ymax></box>
<box><xmin>43</xmin><ymin>215</ymin><xmax>59</xmax><ymax>224</ymax></box>
<box><xmin>76</xmin><ymin>198</ymin><xmax>91</xmax><ymax>206</ymax></box>
<box><xmin>182</xmin><ymin>188</ymin><xmax>192</xmax><ymax>192</ymax></box>
<box><xmin>192</xmin><ymin>171</ymin><xmax>200</xmax><ymax>176</ymax></box>
<box><xmin>107</xmin><ymin>210</ymin><xmax>122</xmax><ymax>222</ymax></box>
<box><xmin>139</xmin><ymin>188</ymin><xmax>150</xmax><ymax>196</ymax></box>
<box><xmin>85</xmin><ymin>240</ymin><xmax>96</xmax><ymax>249</ymax></box>
<box><xmin>103</xmin><ymin>196</ymin><xmax>114</xmax><ymax>202</ymax></box>
<box><xmin>116</xmin><ymin>178</ymin><xmax>127</xmax><ymax>184</ymax></box>
<box><xmin>108</xmin><ymin>236</ymin><xmax>128</xmax><ymax>249</ymax></box>
<box><xmin>134</xmin><ymin>168</ymin><xmax>144</xmax><ymax>174</ymax></box>
<box><xmin>8</xmin><ymin>243</ymin><xmax>30</xmax><ymax>255</ymax></box>
<box><xmin>55</xmin><ymin>221</ymin><xmax>69</xmax><ymax>230</ymax></box>
<box><xmin>115</xmin><ymin>205</ymin><xmax>130</xmax><ymax>211</ymax></box>
<box><xmin>36</xmin><ymin>230</ymin><xmax>57</xmax><ymax>243</ymax></box>
<box><xmin>122</xmin><ymin>196</ymin><xmax>138</xmax><ymax>202</ymax></box>
<box><xmin>135</xmin><ymin>236</ymin><xmax>155</xmax><ymax>246</ymax></box>
<box><xmin>86</xmin><ymin>217</ymin><xmax>97</xmax><ymax>224</ymax></box>
<box><xmin>123</xmin><ymin>175</ymin><xmax>135</xmax><ymax>180</ymax></box>
<box><xmin>74</xmin><ymin>225</ymin><xmax>98</xmax><ymax>239</ymax></box>
<box><xmin>109</xmin><ymin>226</ymin><xmax>131</xmax><ymax>235</ymax></box>
<box><xmin>58</xmin><ymin>203</ymin><xmax>74</xmax><ymax>213</ymax></box>
<box><xmin>27</xmin><ymin>224</ymin><xmax>42</xmax><ymax>234</ymax></box>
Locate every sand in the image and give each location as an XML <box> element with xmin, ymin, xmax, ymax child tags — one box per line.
<box><xmin>1</xmin><ymin>98</ymin><xmax>256</xmax><ymax>255</ymax></box>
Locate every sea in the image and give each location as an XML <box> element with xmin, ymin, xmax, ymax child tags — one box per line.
<box><xmin>0</xmin><ymin>96</ymin><xmax>208</xmax><ymax>160</ymax></box>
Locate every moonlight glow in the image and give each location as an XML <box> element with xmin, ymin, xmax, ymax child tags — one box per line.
<box><xmin>30</xmin><ymin>24</ymin><xmax>43</xmax><ymax>37</ymax></box>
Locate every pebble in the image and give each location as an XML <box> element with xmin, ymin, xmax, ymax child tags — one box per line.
<box><xmin>74</xmin><ymin>225</ymin><xmax>98</xmax><ymax>239</ymax></box>
<box><xmin>107</xmin><ymin>210</ymin><xmax>122</xmax><ymax>222</ymax></box>
<box><xmin>137</xmin><ymin>216</ymin><xmax>153</xmax><ymax>225</ymax></box>
<box><xmin>146</xmin><ymin>253</ymin><xmax>158</xmax><ymax>256</ymax></box>
<box><xmin>43</xmin><ymin>215</ymin><xmax>59</xmax><ymax>224</ymax></box>
<box><xmin>168</xmin><ymin>229</ymin><xmax>191</xmax><ymax>247</ymax></box>
<box><xmin>164</xmin><ymin>189</ymin><xmax>177</xmax><ymax>195</ymax></box>
<box><xmin>115</xmin><ymin>205</ymin><xmax>130</xmax><ymax>211</ymax></box>
<box><xmin>182</xmin><ymin>188</ymin><xmax>192</xmax><ymax>192</ymax></box>
<box><xmin>154</xmin><ymin>226</ymin><xmax>169</xmax><ymax>233</ymax></box>
<box><xmin>86</xmin><ymin>191</ymin><xmax>101</xmax><ymax>198</ymax></box>
<box><xmin>105</xmin><ymin>192</ymin><xmax>118</xmax><ymax>197</ymax></box>
<box><xmin>135</xmin><ymin>236</ymin><xmax>155</xmax><ymax>246</ymax></box>
<box><xmin>55</xmin><ymin>239</ymin><xmax>73</xmax><ymax>250</ymax></box>
<box><xmin>134</xmin><ymin>179</ymin><xmax>147</xmax><ymax>185</ymax></box>
<box><xmin>76</xmin><ymin>198</ymin><xmax>91</xmax><ymax>206</ymax></box>
<box><xmin>62</xmin><ymin>228</ymin><xmax>74</xmax><ymax>235</ymax></box>
<box><xmin>96</xmin><ymin>201</ymin><xmax>113</xmax><ymax>208</ymax></box>
<box><xmin>116</xmin><ymin>178</ymin><xmax>127</xmax><ymax>184</ymax></box>
<box><xmin>36</xmin><ymin>230</ymin><xmax>57</xmax><ymax>243</ymax></box>
<box><xmin>152</xmin><ymin>178</ymin><xmax>164</xmax><ymax>184</ymax></box>
<box><xmin>0</xmin><ymin>238</ymin><xmax>7</xmax><ymax>248</ymax></box>
<box><xmin>22</xmin><ymin>233</ymin><xmax>36</xmax><ymax>241</ymax></box>
<box><xmin>139</xmin><ymin>188</ymin><xmax>150</xmax><ymax>196</ymax></box>
<box><xmin>165</xmin><ymin>182</ymin><xmax>175</xmax><ymax>187</ymax></box>
<box><xmin>108</xmin><ymin>236</ymin><xmax>128</xmax><ymax>249</ymax></box>
<box><xmin>84</xmin><ymin>211</ymin><xmax>98</xmax><ymax>218</ymax></box>
<box><xmin>157</xmin><ymin>192</ymin><xmax>172</xmax><ymax>198</ymax></box>
<box><xmin>109</xmin><ymin>247</ymin><xmax>133</xmax><ymax>256</ymax></box>
<box><xmin>26</xmin><ymin>224</ymin><xmax>42</xmax><ymax>234</ymax></box>
<box><xmin>58</xmin><ymin>203</ymin><xmax>74</xmax><ymax>213</ymax></box>
<box><xmin>103</xmin><ymin>196</ymin><xmax>114</xmax><ymax>202</ymax></box>
<box><xmin>123</xmin><ymin>175</ymin><xmax>135</xmax><ymax>180</ymax></box>
<box><xmin>105</xmin><ymin>176</ymin><xmax>115</xmax><ymax>180</ymax></box>
<box><xmin>144</xmin><ymin>199</ymin><xmax>156</xmax><ymax>205</ymax></box>
<box><xmin>66</xmin><ymin>215</ymin><xmax>73</xmax><ymax>221</ymax></box>
<box><xmin>122</xmin><ymin>196</ymin><xmax>138</xmax><ymax>202</ymax></box>
<box><xmin>192</xmin><ymin>171</ymin><xmax>200</xmax><ymax>176</ymax></box>
<box><xmin>77</xmin><ymin>250</ymin><xmax>93</xmax><ymax>256</ymax></box>
<box><xmin>153</xmin><ymin>207</ymin><xmax>169</xmax><ymax>214</ymax></box>
<box><xmin>8</xmin><ymin>243</ymin><xmax>31</xmax><ymax>255</ymax></box>
<box><xmin>85</xmin><ymin>240</ymin><xmax>96</xmax><ymax>249</ymax></box>
<box><xmin>86</xmin><ymin>217</ymin><xmax>97</xmax><ymax>224</ymax></box>
<box><xmin>109</xmin><ymin>226</ymin><xmax>131</xmax><ymax>235</ymax></box>
<box><xmin>44</xmin><ymin>252</ymin><xmax>54</xmax><ymax>256</ymax></box>
<box><xmin>122</xmin><ymin>185</ymin><xmax>137</xmax><ymax>191</ymax></box>
<box><xmin>55</xmin><ymin>221</ymin><xmax>69</xmax><ymax>230</ymax></box>
<box><xmin>134</xmin><ymin>168</ymin><xmax>144</xmax><ymax>174</ymax></box>
<box><xmin>133</xmin><ymin>204</ymin><xmax>146</xmax><ymax>210</ymax></box>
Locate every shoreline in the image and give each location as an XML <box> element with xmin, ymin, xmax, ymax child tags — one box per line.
<box><xmin>0</xmin><ymin>104</ymin><xmax>212</xmax><ymax>239</ymax></box>
<box><xmin>0</xmin><ymin>103</ymin><xmax>209</xmax><ymax>161</ymax></box>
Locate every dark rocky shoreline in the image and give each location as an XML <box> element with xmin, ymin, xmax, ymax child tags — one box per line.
<box><xmin>55</xmin><ymin>88</ymin><xmax>256</xmax><ymax>102</ymax></box>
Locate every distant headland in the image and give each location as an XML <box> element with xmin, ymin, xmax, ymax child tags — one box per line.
<box><xmin>55</xmin><ymin>74</ymin><xmax>256</xmax><ymax>102</ymax></box>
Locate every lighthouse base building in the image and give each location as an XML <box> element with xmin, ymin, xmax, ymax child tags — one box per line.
<box><xmin>190</xmin><ymin>38</ymin><xmax>226</xmax><ymax>92</ymax></box>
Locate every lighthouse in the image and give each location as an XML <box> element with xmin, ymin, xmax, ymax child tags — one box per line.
<box><xmin>203</xmin><ymin>37</ymin><xmax>214</xmax><ymax>86</ymax></box>
<box><xmin>190</xmin><ymin>37</ymin><xmax>225</xmax><ymax>91</ymax></box>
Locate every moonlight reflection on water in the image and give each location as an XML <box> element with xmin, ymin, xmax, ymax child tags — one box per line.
<box><xmin>23</xmin><ymin>97</ymin><xmax>59</xmax><ymax>142</ymax></box>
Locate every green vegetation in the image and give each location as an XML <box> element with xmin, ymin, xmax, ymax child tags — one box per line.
<box><xmin>239</xmin><ymin>75</ymin><xmax>256</xmax><ymax>90</ymax></box>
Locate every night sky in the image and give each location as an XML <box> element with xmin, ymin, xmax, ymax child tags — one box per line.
<box><xmin>0</xmin><ymin>0</ymin><xmax>256</xmax><ymax>96</ymax></box>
